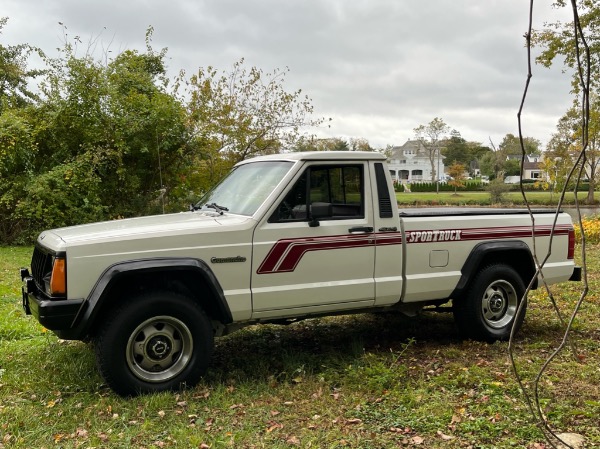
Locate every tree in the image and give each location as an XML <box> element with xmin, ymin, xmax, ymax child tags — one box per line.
<box><xmin>349</xmin><ymin>137</ymin><xmax>374</xmax><ymax>152</ymax></box>
<box><xmin>545</xmin><ymin>97</ymin><xmax>600</xmax><ymax>203</ymax></box>
<box><xmin>447</xmin><ymin>161</ymin><xmax>467</xmax><ymax>194</ymax></box>
<box><xmin>498</xmin><ymin>133</ymin><xmax>541</xmax><ymax>157</ymax></box>
<box><xmin>18</xmin><ymin>27</ymin><xmax>187</xmax><ymax>232</ymax></box>
<box><xmin>414</xmin><ymin>117</ymin><xmax>450</xmax><ymax>182</ymax></box>
<box><xmin>533</xmin><ymin>1</ymin><xmax>600</xmax><ymax>93</ymax></box>
<box><xmin>480</xmin><ymin>134</ymin><xmax>541</xmax><ymax>181</ymax></box>
<box><xmin>479</xmin><ymin>150</ymin><xmax>505</xmax><ymax>180</ymax></box>
<box><xmin>292</xmin><ymin>136</ymin><xmax>375</xmax><ymax>152</ymax></box>
<box><xmin>181</xmin><ymin>58</ymin><xmax>327</xmax><ymax>192</ymax></box>
<box><xmin>0</xmin><ymin>17</ymin><xmax>44</xmax><ymax>113</ymax></box>
<box><xmin>532</xmin><ymin>1</ymin><xmax>600</xmax><ymax>203</ymax></box>
<box><xmin>441</xmin><ymin>132</ymin><xmax>471</xmax><ymax>167</ymax></box>
<box><xmin>441</xmin><ymin>130</ymin><xmax>492</xmax><ymax>174</ymax></box>
<box><xmin>0</xmin><ymin>109</ymin><xmax>38</xmax><ymax>242</ymax></box>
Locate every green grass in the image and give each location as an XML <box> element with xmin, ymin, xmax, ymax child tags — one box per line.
<box><xmin>396</xmin><ymin>191</ymin><xmax>591</xmax><ymax>206</ymax></box>
<box><xmin>1</xmin><ymin>245</ymin><xmax>599</xmax><ymax>448</ymax></box>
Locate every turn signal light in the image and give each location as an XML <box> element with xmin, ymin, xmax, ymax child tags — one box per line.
<box><xmin>50</xmin><ymin>257</ymin><xmax>66</xmax><ymax>296</ymax></box>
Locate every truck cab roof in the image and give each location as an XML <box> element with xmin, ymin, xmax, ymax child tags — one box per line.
<box><xmin>237</xmin><ymin>151</ymin><xmax>387</xmax><ymax>165</ymax></box>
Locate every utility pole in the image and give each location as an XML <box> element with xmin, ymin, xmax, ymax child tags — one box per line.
<box><xmin>436</xmin><ymin>146</ymin><xmax>440</xmax><ymax>194</ymax></box>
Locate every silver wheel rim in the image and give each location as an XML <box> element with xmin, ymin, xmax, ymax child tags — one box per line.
<box><xmin>481</xmin><ymin>279</ymin><xmax>518</xmax><ymax>329</ymax></box>
<box><xmin>126</xmin><ymin>316</ymin><xmax>193</xmax><ymax>383</ymax></box>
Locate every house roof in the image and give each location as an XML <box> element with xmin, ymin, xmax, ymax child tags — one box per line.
<box><xmin>523</xmin><ymin>161</ymin><xmax>542</xmax><ymax>170</ymax></box>
<box><xmin>390</xmin><ymin>139</ymin><xmax>444</xmax><ymax>159</ymax></box>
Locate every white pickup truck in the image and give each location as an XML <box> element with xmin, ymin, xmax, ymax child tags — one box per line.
<box><xmin>21</xmin><ymin>151</ymin><xmax>580</xmax><ymax>396</ymax></box>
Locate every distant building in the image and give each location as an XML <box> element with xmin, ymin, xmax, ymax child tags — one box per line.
<box><xmin>522</xmin><ymin>159</ymin><xmax>543</xmax><ymax>180</ymax></box>
<box><xmin>387</xmin><ymin>140</ymin><xmax>446</xmax><ymax>184</ymax></box>
<box><xmin>503</xmin><ymin>155</ymin><xmax>544</xmax><ymax>183</ymax></box>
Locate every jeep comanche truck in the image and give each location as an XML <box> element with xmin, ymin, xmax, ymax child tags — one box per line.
<box><xmin>20</xmin><ymin>151</ymin><xmax>580</xmax><ymax>396</ymax></box>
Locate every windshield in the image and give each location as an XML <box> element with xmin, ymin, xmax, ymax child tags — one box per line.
<box><xmin>195</xmin><ymin>161</ymin><xmax>293</xmax><ymax>216</ymax></box>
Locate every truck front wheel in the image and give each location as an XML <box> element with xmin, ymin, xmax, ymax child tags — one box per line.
<box><xmin>454</xmin><ymin>264</ymin><xmax>526</xmax><ymax>342</ymax></box>
<box><xmin>95</xmin><ymin>291</ymin><xmax>213</xmax><ymax>396</ymax></box>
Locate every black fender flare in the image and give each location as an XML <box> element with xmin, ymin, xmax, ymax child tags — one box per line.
<box><xmin>67</xmin><ymin>258</ymin><xmax>232</xmax><ymax>339</ymax></box>
<box><xmin>450</xmin><ymin>240</ymin><xmax>536</xmax><ymax>300</ymax></box>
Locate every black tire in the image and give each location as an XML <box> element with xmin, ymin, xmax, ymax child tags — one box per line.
<box><xmin>453</xmin><ymin>264</ymin><xmax>526</xmax><ymax>342</ymax></box>
<box><xmin>95</xmin><ymin>290</ymin><xmax>213</xmax><ymax>396</ymax></box>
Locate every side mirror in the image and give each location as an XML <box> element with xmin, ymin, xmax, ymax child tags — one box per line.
<box><xmin>309</xmin><ymin>202</ymin><xmax>332</xmax><ymax>227</ymax></box>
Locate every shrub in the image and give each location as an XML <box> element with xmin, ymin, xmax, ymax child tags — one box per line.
<box><xmin>574</xmin><ymin>215</ymin><xmax>600</xmax><ymax>244</ymax></box>
<box><xmin>486</xmin><ymin>179</ymin><xmax>511</xmax><ymax>204</ymax></box>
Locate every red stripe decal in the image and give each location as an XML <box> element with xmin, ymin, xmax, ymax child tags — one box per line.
<box><xmin>257</xmin><ymin>234</ymin><xmax>384</xmax><ymax>274</ymax></box>
<box><xmin>257</xmin><ymin>225</ymin><xmax>571</xmax><ymax>274</ymax></box>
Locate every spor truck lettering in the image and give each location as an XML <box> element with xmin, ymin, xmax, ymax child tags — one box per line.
<box><xmin>407</xmin><ymin>229</ymin><xmax>462</xmax><ymax>243</ymax></box>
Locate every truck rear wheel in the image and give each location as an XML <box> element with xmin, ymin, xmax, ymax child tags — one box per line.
<box><xmin>95</xmin><ymin>290</ymin><xmax>213</xmax><ymax>396</ymax></box>
<box><xmin>454</xmin><ymin>264</ymin><xmax>526</xmax><ymax>342</ymax></box>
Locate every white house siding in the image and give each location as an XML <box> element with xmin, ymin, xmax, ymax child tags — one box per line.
<box><xmin>387</xmin><ymin>140</ymin><xmax>446</xmax><ymax>184</ymax></box>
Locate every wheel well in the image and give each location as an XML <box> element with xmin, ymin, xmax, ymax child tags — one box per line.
<box><xmin>452</xmin><ymin>244</ymin><xmax>536</xmax><ymax>301</ymax></box>
<box><xmin>478</xmin><ymin>251</ymin><xmax>534</xmax><ymax>287</ymax></box>
<box><xmin>87</xmin><ymin>269</ymin><xmax>228</xmax><ymax>338</ymax></box>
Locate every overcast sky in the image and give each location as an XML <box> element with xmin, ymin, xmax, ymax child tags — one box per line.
<box><xmin>3</xmin><ymin>0</ymin><xmax>576</xmax><ymax>150</ymax></box>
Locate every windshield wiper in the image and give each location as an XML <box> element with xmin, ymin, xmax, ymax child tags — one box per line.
<box><xmin>206</xmin><ymin>203</ymin><xmax>228</xmax><ymax>214</ymax></box>
<box><xmin>191</xmin><ymin>202</ymin><xmax>229</xmax><ymax>215</ymax></box>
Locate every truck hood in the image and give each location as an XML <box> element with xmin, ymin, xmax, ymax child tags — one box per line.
<box><xmin>39</xmin><ymin>212</ymin><xmax>251</xmax><ymax>248</ymax></box>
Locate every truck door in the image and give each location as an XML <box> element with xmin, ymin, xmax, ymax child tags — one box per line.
<box><xmin>251</xmin><ymin>162</ymin><xmax>376</xmax><ymax>319</ymax></box>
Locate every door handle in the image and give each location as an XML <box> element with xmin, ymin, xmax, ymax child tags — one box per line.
<box><xmin>348</xmin><ymin>226</ymin><xmax>374</xmax><ymax>234</ymax></box>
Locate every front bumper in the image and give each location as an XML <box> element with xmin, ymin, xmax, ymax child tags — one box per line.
<box><xmin>21</xmin><ymin>268</ymin><xmax>84</xmax><ymax>331</ymax></box>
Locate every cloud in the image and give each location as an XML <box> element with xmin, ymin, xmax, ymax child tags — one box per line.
<box><xmin>2</xmin><ymin>0</ymin><xmax>575</xmax><ymax>149</ymax></box>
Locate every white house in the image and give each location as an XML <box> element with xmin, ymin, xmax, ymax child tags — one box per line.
<box><xmin>387</xmin><ymin>140</ymin><xmax>446</xmax><ymax>184</ymax></box>
<box><xmin>504</xmin><ymin>155</ymin><xmax>544</xmax><ymax>183</ymax></box>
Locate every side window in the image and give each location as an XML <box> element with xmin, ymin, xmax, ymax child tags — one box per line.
<box><xmin>270</xmin><ymin>165</ymin><xmax>363</xmax><ymax>222</ymax></box>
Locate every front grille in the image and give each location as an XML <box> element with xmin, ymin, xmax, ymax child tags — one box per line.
<box><xmin>31</xmin><ymin>246</ymin><xmax>53</xmax><ymax>292</ymax></box>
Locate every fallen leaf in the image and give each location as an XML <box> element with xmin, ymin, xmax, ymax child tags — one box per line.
<box><xmin>411</xmin><ymin>436</ymin><xmax>424</xmax><ymax>445</ymax></box>
<box><xmin>74</xmin><ymin>428</ymin><xmax>88</xmax><ymax>439</ymax></box>
<box><xmin>346</xmin><ymin>418</ymin><xmax>362</xmax><ymax>425</ymax></box>
<box><xmin>436</xmin><ymin>430</ymin><xmax>454</xmax><ymax>440</ymax></box>
<box><xmin>266</xmin><ymin>421</ymin><xmax>283</xmax><ymax>433</ymax></box>
<box><xmin>286</xmin><ymin>435</ymin><xmax>300</xmax><ymax>445</ymax></box>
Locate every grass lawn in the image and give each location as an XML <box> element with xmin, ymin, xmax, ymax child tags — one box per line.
<box><xmin>1</xmin><ymin>245</ymin><xmax>598</xmax><ymax>448</ymax></box>
<box><xmin>396</xmin><ymin>191</ymin><xmax>591</xmax><ymax>207</ymax></box>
